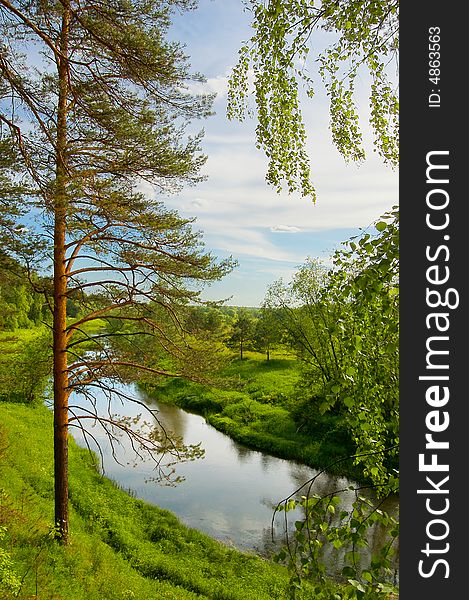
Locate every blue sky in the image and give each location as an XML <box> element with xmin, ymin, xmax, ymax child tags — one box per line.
<box><xmin>155</xmin><ymin>0</ymin><xmax>399</xmax><ymax>306</ymax></box>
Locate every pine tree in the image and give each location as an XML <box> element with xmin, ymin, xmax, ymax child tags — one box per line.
<box><xmin>0</xmin><ymin>0</ymin><xmax>232</xmax><ymax>542</ymax></box>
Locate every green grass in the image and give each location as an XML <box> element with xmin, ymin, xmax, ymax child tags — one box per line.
<box><xmin>142</xmin><ymin>352</ymin><xmax>361</xmax><ymax>481</ymax></box>
<box><xmin>0</xmin><ymin>401</ymin><xmax>325</xmax><ymax>600</ymax></box>
<box><xmin>0</xmin><ymin>328</ymin><xmax>39</xmax><ymax>353</ymax></box>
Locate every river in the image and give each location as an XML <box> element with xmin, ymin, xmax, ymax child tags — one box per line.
<box><xmin>70</xmin><ymin>380</ymin><xmax>398</xmax><ymax>578</ymax></box>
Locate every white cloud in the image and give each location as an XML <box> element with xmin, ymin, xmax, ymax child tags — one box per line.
<box><xmin>270</xmin><ymin>225</ymin><xmax>302</xmax><ymax>233</ymax></box>
<box><xmin>158</xmin><ymin>131</ymin><xmax>397</xmax><ymax>267</ymax></box>
<box><xmin>188</xmin><ymin>197</ymin><xmax>209</xmax><ymax>210</ymax></box>
<box><xmin>205</xmin><ymin>74</ymin><xmax>230</xmax><ymax>99</ymax></box>
<box><xmin>183</xmin><ymin>72</ymin><xmax>230</xmax><ymax>101</ymax></box>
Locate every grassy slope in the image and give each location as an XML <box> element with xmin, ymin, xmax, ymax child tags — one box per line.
<box><xmin>0</xmin><ymin>401</ymin><xmax>324</xmax><ymax>600</ymax></box>
<box><xmin>142</xmin><ymin>351</ymin><xmax>361</xmax><ymax>481</ymax></box>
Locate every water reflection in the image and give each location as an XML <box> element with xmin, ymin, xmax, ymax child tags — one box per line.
<box><xmin>144</xmin><ymin>388</ymin><xmax>188</xmax><ymax>438</ymax></box>
<box><xmin>231</xmin><ymin>440</ymin><xmax>253</xmax><ymax>464</ymax></box>
<box><xmin>260</xmin><ymin>452</ymin><xmax>277</xmax><ymax>473</ymax></box>
<box><xmin>70</xmin><ymin>381</ymin><xmax>399</xmax><ymax>578</ymax></box>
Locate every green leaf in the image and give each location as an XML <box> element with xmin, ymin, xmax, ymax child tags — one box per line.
<box><xmin>348</xmin><ymin>579</ymin><xmax>366</xmax><ymax>593</ymax></box>
<box><xmin>276</xmin><ymin>548</ymin><xmax>287</xmax><ymax>561</ymax></box>
<box><xmin>361</xmin><ymin>570</ymin><xmax>373</xmax><ymax>583</ymax></box>
<box><xmin>343</xmin><ymin>396</ymin><xmax>354</xmax><ymax>408</ymax></box>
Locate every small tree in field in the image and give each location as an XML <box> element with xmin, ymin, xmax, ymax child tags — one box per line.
<box><xmin>0</xmin><ymin>0</ymin><xmax>233</xmax><ymax>543</ymax></box>
<box><xmin>228</xmin><ymin>308</ymin><xmax>255</xmax><ymax>360</ymax></box>
<box><xmin>253</xmin><ymin>307</ymin><xmax>282</xmax><ymax>361</ymax></box>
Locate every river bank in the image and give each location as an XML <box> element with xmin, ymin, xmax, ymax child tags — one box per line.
<box><xmin>139</xmin><ymin>353</ymin><xmax>365</xmax><ymax>483</ymax></box>
<box><xmin>68</xmin><ymin>380</ymin><xmax>394</xmax><ymax>562</ymax></box>
<box><xmin>1</xmin><ymin>400</ymin><xmax>329</xmax><ymax>600</ymax></box>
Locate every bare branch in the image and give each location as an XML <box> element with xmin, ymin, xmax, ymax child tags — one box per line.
<box><xmin>67</xmin><ymin>359</ymin><xmax>181</xmax><ymax>377</ymax></box>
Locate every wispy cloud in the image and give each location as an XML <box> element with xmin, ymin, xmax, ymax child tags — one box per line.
<box><xmin>200</xmin><ymin>221</ymin><xmax>304</xmax><ymax>263</ymax></box>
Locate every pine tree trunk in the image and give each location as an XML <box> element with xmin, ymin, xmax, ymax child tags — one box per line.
<box><xmin>53</xmin><ymin>2</ymin><xmax>71</xmax><ymax>544</ymax></box>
